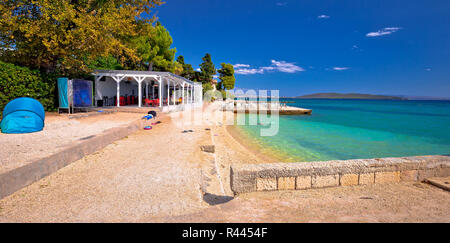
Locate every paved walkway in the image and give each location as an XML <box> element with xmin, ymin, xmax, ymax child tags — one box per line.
<box><xmin>0</xmin><ymin>114</ymin><xmax>211</xmax><ymax>222</ymax></box>
<box><xmin>156</xmin><ymin>182</ymin><xmax>450</xmax><ymax>223</ymax></box>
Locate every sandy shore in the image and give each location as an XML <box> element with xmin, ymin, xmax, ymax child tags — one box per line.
<box><xmin>0</xmin><ymin>109</ymin><xmax>210</xmax><ymax>222</ymax></box>
<box><xmin>0</xmin><ymin>103</ymin><xmax>449</xmax><ymax>222</ymax></box>
<box><xmin>0</xmin><ymin>103</ymin><xmax>271</xmax><ymax>222</ymax></box>
<box><xmin>225</xmin><ymin>125</ymin><xmax>293</xmax><ymax>163</ymax></box>
<box><xmin>0</xmin><ymin>112</ymin><xmax>141</xmax><ymax>174</ymax></box>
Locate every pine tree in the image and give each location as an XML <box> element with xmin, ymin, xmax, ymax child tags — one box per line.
<box><xmin>199</xmin><ymin>53</ymin><xmax>216</xmax><ymax>84</ymax></box>
<box><xmin>217</xmin><ymin>63</ymin><xmax>235</xmax><ymax>90</ymax></box>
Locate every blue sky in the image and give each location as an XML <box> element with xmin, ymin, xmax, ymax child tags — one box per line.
<box><xmin>151</xmin><ymin>0</ymin><xmax>450</xmax><ymax>97</ymax></box>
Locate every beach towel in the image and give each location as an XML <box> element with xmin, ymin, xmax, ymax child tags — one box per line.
<box><xmin>142</xmin><ymin>115</ymin><xmax>153</xmax><ymax>120</ymax></box>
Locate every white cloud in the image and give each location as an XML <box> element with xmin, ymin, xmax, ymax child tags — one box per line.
<box><xmin>317</xmin><ymin>15</ymin><xmax>330</xmax><ymax>19</ymax></box>
<box><xmin>234</xmin><ymin>68</ymin><xmax>265</xmax><ymax>75</ymax></box>
<box><xmin>384</xmin><ymin>27</ymin><xmax>401</xmax><ymax>31</ymax></box>
<box><xmin>332</xmin><ymin>67</ymin><xmax>350</xmax><ymax>71</ymax></box>
<box><xmin>233</xmin><ymin>64</ymin><xmax>250</xmax><ymax>68</ymax></box>
<box><xmin>195</xmin><ymin>68</ymin><xmax>200</xmax><ymax>72</ymax></box>
<box><xmin>233</xmin><ymin>60</ymin><xmax>304</xmax><ymax>75</ymax></box>
<box><xmin>425</xmin><ymin>68</ymin><xmax>432</xmax><ymax>71</ymax></box>
<box><xmin>366</xmin><ymin>27</ymin><xmax>402</xmax><ymax>37</ymax></box>
<box><xmin>270</xmin><ymin>60</ymin><xmax>304</xmax><ymax>73</ymax></box>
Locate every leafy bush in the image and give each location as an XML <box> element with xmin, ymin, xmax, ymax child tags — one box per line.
<box><xmin>0</xmin><ymin>61</ymin><xmax>57</xmax><ymax>115</ymax></box>
<box><xmin>202</xmin><ymin>82</ymin><xmax>213</xmax><ymax>95</ymax></box>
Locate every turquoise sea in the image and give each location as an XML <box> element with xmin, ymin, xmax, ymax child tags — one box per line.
<box><xmin>236</xmin><ymin>99</ymin><xmax>450</xmax><ymax>162</ymax></box>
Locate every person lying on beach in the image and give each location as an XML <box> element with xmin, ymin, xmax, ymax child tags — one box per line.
<box><xmin>148</xmin><ymin>111</ymin><xmax>157</xmax><ymax>118</ymax></box>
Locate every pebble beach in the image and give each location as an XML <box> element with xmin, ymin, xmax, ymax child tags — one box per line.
<box><xmin>0</xmin><ymin>103</ymin><xmax>449</xmax><ymax>222</ymax></box>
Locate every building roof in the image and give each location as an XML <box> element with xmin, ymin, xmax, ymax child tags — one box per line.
<box><xmin>92</xmin><ymin>69</ymin><xmax>200</xmax><ymax>86</ymax></box>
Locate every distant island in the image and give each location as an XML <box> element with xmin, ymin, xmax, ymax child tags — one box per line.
<box><xmin>294</xmin><ymin>93</ymin><xmax>406</xmax><ymax>100</ymax></box>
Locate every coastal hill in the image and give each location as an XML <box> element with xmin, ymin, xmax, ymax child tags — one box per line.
<box><xmin>295</xmin><ymin>93</ymin><xmax>406</xmax><ymax>100</ymax></box>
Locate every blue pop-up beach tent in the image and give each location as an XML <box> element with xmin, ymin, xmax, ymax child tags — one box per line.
<box><xmin>0</xmin><ymin>97</ymin><xmax>45</xmax><ymax>134</ymax></box>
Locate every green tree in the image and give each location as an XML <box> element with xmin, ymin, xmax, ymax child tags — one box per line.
<box><xmin>132</xmin><ymin>21</ymin><xmax>177</xmax><ymax>72</ymax></box>
<box><xmin>217</xmin><ymin>63</ymin><xmax>235</xmax><ymax>90</ymax></box>
<box><xmin>191</xmin><ymin>70</ymin><xmax>202</xmax><ymax>83</ymax></box>
<box><xmin>176</xmin><ymin>55</ymin><xmax>185</xmax><ymax>65</ymax></box>
<box><xmin>202</xmin><ymin>82</ymin><xmax>213</xmax><ymax>95</ymax></box>
<box><xmin>173</xmin><ymin>60</ymin><xmax>183</xmax><ymax>75</ymax></box>
<box><xmin>0</xmin><ymin>0</ymin><xmax>163</xmax><ymax>75</ymax></box>
<box><xmin>176</xmin><ymin>55</ymin><xmax>195</xmax><ymax>80</ymax></box>
<box><xmin>88</xmin><ymin>55</ymin><xmax>123</xmax><ymax>71</ymax></box>
<box><xmin>199</xmin><ymin>53</ymin><xmax>216</xmax><ymax>84</ymax></box>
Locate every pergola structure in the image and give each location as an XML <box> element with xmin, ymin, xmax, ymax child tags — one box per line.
<box><xmin>92</xmin><ymin>70</ymin><xmax>202</xmax><ymax>109</ymax></box>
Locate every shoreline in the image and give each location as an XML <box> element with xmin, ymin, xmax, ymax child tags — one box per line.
<box><xmin>224</xmin><ymin>125</ymin><xmax>279</xmax><ymax>163</ymax></box>
<box><xmin>224</xmin><ymin>124</ymin><xmax>294</xmax><ymax>163</ymax></box>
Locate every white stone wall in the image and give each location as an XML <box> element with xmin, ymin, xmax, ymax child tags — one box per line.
<box><xmin>231</xmin><ymin>155</ymin><xmax>450</xmax><ymax>194</ymax></box>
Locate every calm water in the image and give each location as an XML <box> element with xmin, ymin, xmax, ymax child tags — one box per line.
<box><xmin>236</xmin><ymin>99</ymin><xmax>450</xmax><ymax>162</ymax></box>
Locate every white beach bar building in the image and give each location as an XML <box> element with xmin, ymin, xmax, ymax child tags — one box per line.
<box><xmin>92</xmin><ymin>70</ymin><xmax>202</xmax><ymax>111</ymax></box>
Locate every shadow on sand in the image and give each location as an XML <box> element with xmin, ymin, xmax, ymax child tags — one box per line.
<box><xmin>203</xmin><ymin>193</ymin><xmax>234</xmax><ymax>206</ymax></box>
